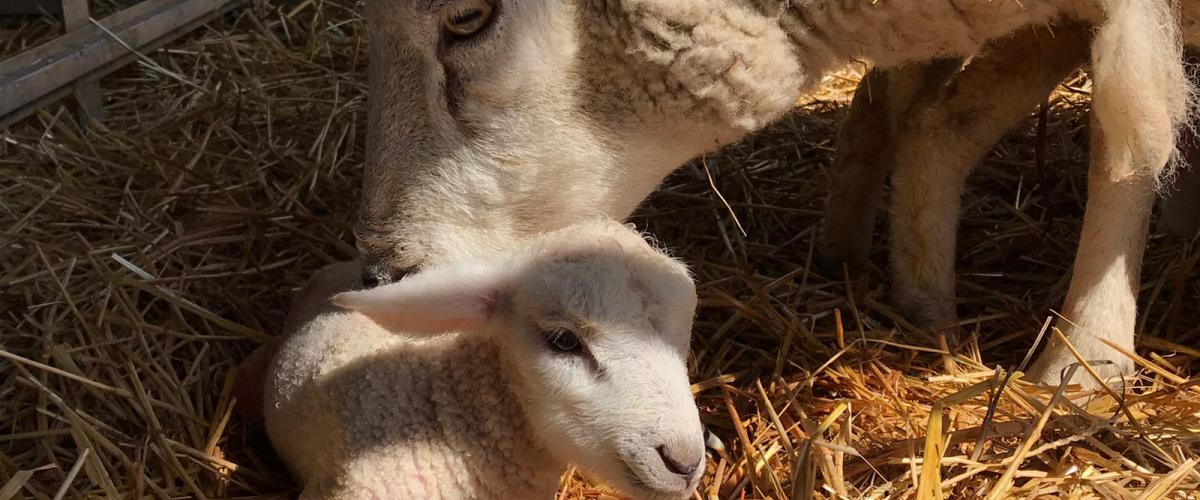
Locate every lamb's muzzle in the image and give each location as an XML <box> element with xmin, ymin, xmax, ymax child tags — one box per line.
<box><xmin>658</xmin><ymin>444</ymin><xmax>702</xmax><ymax>477</ymax></box>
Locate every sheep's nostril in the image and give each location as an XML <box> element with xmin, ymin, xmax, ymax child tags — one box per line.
<box><xmin>656</xmin><ymin>445</ymin><xmax>700</xmax><ymax>477</ymax></box>
<box><xmin>360</xmin><ymin>270</ymin><xmax>381</xmax><ymax>289</ymax></box>
<box><xmin>359</xmin><ymin>264</ymin><xmax>417</xmax><ymax>289</ymax></box>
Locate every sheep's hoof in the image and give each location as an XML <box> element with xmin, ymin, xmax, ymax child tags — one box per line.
<box><xmin>893</xmin><ymin>290</ymin><xmax>956</xmax><ymax>327</ymax></box>
<box><xmin>1025</xmin><ymin>334</ymin><xmax>1135</xmax><ymax>392</ymax></box>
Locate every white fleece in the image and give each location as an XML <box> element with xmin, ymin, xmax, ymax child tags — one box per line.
<box><xmin>264</xmin><ymin>265</ymin><xmax>561</xmax><ymax>500</ymax></box>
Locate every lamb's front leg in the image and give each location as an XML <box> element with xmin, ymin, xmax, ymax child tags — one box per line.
<box><xmin>889</xmin><ymin>26</ymin><xmax>1088</xmax><ymax>328</ymax></box>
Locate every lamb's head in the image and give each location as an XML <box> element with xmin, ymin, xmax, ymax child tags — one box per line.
<box><xmin>358</xmin><ymin>0</ymin><xmax>800</xmax><ymax>284</ymax></box>
<box><xmin>335</xmin><ymin>220</ymin><xmax>705</xmax><ymax>499</ymax></box>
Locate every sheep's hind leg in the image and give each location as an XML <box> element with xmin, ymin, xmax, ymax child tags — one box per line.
<box><xmin>819</xmin><ymin>69</ymin><xmax>893</xmax><ymax>275</ymax></box>
<box><xmin>820</xmin><ymin>62</ymin><xmax>957</xmax><ymax>275</ymax></box>
<box><xmin>888</xmin><ymin>26</ymin><xmax>1088</xmax><ymax>330</ymax></box>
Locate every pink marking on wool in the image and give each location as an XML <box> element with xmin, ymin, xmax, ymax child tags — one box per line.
<box><xmin>408</xmin><ymin>448</ymin><xmax>431</xmax><ymax>495</ymax></box>
<box><xmin>368</xmin><ymin>450</ymin><xmax>433</xmax><ymax>499</ymax></box>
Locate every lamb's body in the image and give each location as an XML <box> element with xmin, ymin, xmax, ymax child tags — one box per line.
<box><xmin>262</xmin><ymin>220</ymin><xmax>705</xmax><ymax>499</ymax></box>
<box><xmin>267</xmin><ymin>270</ymin><xmax>560</xmax><ymax>499</ymax></box>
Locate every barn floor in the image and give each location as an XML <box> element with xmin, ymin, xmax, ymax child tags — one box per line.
<box><xmin>2</xmin><ymin>2</ymin><xmax>1199</xmax><ymax>498</ymax></box>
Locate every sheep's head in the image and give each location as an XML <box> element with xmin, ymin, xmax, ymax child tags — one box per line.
<box><xmin>357</xmin><ymin>0</ymin><xmax>800</xmax><ymax>285</ymax></box>
<box><xmin>335</xmin><ymin>220</ymin><xmax>705</xmax><ymax>499</ymax></box>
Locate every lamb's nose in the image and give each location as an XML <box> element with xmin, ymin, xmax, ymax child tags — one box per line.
<box><xmin>656</xmin><ymin>445</ymin><xmax>701</xmax><ymax>477</ymax></box>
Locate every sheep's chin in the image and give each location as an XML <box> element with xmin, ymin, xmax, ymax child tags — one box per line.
<box><xmin>611</xmin><ymin>449</ymin><xmax>698</xmax><ymax>500</ymax></box>
<box><xmin>538</xmin><ymin>434</ymin><xmax>695</xmax><ymax>500</ymax></box>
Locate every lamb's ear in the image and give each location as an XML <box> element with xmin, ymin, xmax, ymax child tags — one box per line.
<box><xmin>551</xmin><ymin>234</ymin><xmax>627</xmax><ymax>262</ymax></box>
<box><xmin>331</xmin><ymin>261</ymin><xmax>512</xmax><ymax>334</ymax></box>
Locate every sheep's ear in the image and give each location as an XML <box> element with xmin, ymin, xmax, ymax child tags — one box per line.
<box><xmin>331</xmin><ymin>261</ymin><xmax>511</xmax><ymax>334</ymax></box>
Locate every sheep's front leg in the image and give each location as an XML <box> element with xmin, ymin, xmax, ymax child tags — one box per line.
<box><xmin>1027</xmin><ymin>155</ymin><xmax>1154</xmax><ymax>386</ymax></box>
<box><xmin>821</xmin><ymin>62</ymin><xmax>958</xmax><ymax>274</ymax></box>
<box><xmin>1030</xmin><ymin>1</ymin><xmax>1189</xmax><ymax>387</ymax></box>
<box><xmin>889</xmin><ymin>26</ymin><xmax>1088</xmax><ymax>329</ymax></box>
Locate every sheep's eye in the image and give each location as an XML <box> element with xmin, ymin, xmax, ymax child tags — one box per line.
<box><xmin>443</xmin><ymin>1</ymin><xmax>495</xmax><ymax>38</ymax></box>
<box><xmin>544</xmin><ymin>328</ymin><xmax>582</xmax><ymax>354</ymax></box>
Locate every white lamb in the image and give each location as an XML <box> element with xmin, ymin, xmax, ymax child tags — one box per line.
<box><xmin>261</xmin><ymin>220</ymin><xmax>705</xmax><ymax>499</ymax></box>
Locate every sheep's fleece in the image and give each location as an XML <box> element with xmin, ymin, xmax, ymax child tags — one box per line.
<box><xmin>585</xmin><ymin>0</ymin><xmax>1190</xmax><ymax>180</ymax></box>
<box><xmin>261</xmin><ymin>220</ymin><xmax>703</xmax><ymax>499</ymax></box>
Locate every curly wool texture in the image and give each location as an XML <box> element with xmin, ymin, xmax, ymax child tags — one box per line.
<box><xmin>583</xmin><ymin>0</ymin><xmax>1194</xmax><ymax>180</ymax></box>
<box><xmin>1090</xmin><ymin>0</ymin><xmax>1195</xmax><ymax>184</ymax></box>
<box><xmin>583</xmin><ymin>0</ymin><xmax>1069</xmax><ymax>133</ymax></box>
<box><xmin>774</xmin><ymin>0</ymin><xmax>1067</xmax><ymax>68</ymax></box>
<box><xmin>582</xmin><ymin>0</ymin><xmax>803</xmax><ymax>132</ymax></box>
<box><xmin>264</xmin><ymin>265</ymin><xmax>561</xmax><ymax>500</ymax></box>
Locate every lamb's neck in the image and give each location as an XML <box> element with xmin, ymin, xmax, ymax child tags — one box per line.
<box><xmin>339</xmin><ymin>336</ymin><xmax>563</xmax><ymax>499</ymax></box>
<box><xmin>778</xmin><ymin>0</ymin><xmax>1074</xmax><ymax>87</ymax></box>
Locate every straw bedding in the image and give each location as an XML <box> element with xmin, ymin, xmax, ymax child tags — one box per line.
<box><xmin>2</xmin><ymin>1</ymin><xmax>1199</xmax><ymax>498</ymax></box>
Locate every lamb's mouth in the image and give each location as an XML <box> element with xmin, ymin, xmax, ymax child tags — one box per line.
<box><xmin>620</xmin><ymin>456</ymin><xmax>691</xmax><ymax>497</ymax></box>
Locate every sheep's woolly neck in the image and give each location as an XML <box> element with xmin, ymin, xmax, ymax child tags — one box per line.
<box><xmin>581</xmin><ymin>0</ymin><xmax>1086</xmax><ymax>133</ymax></box>
<box><xmin>266</xmin><ymin>311</ymin><xmax>561</xmax><ymax>499</ymax></box>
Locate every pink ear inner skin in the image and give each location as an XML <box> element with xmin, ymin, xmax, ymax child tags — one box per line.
<box><xmin>360</xmin><ymin>308</ymin><xmax>489</xmax><ymax>335</ymax></box>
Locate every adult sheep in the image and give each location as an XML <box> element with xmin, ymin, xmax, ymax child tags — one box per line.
<box><xmin>354</xmin><ymin>0</ymin><xmax>1192</xmax><ymax>385</ymax></box>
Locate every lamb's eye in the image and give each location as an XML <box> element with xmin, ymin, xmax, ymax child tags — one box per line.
<box><xmin>544</xmin><ymin>328</ymin><xmax>582</xmax><ymax>354</ymax></box>
<box><xmin>444</xmin><ymin>1</ymin><xmax>495</xmax><ymax>38</ymax></box>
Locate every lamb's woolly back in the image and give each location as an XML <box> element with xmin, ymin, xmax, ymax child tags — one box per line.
<box><xmin>265</xmin><ymin>269</ymin><xmax>585</xmax><ymax>499</ymax></box>
<box><xmin>266</xmin><ymin>309</ymin><xmax>560</xmax><ymax>499</ymax></box>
